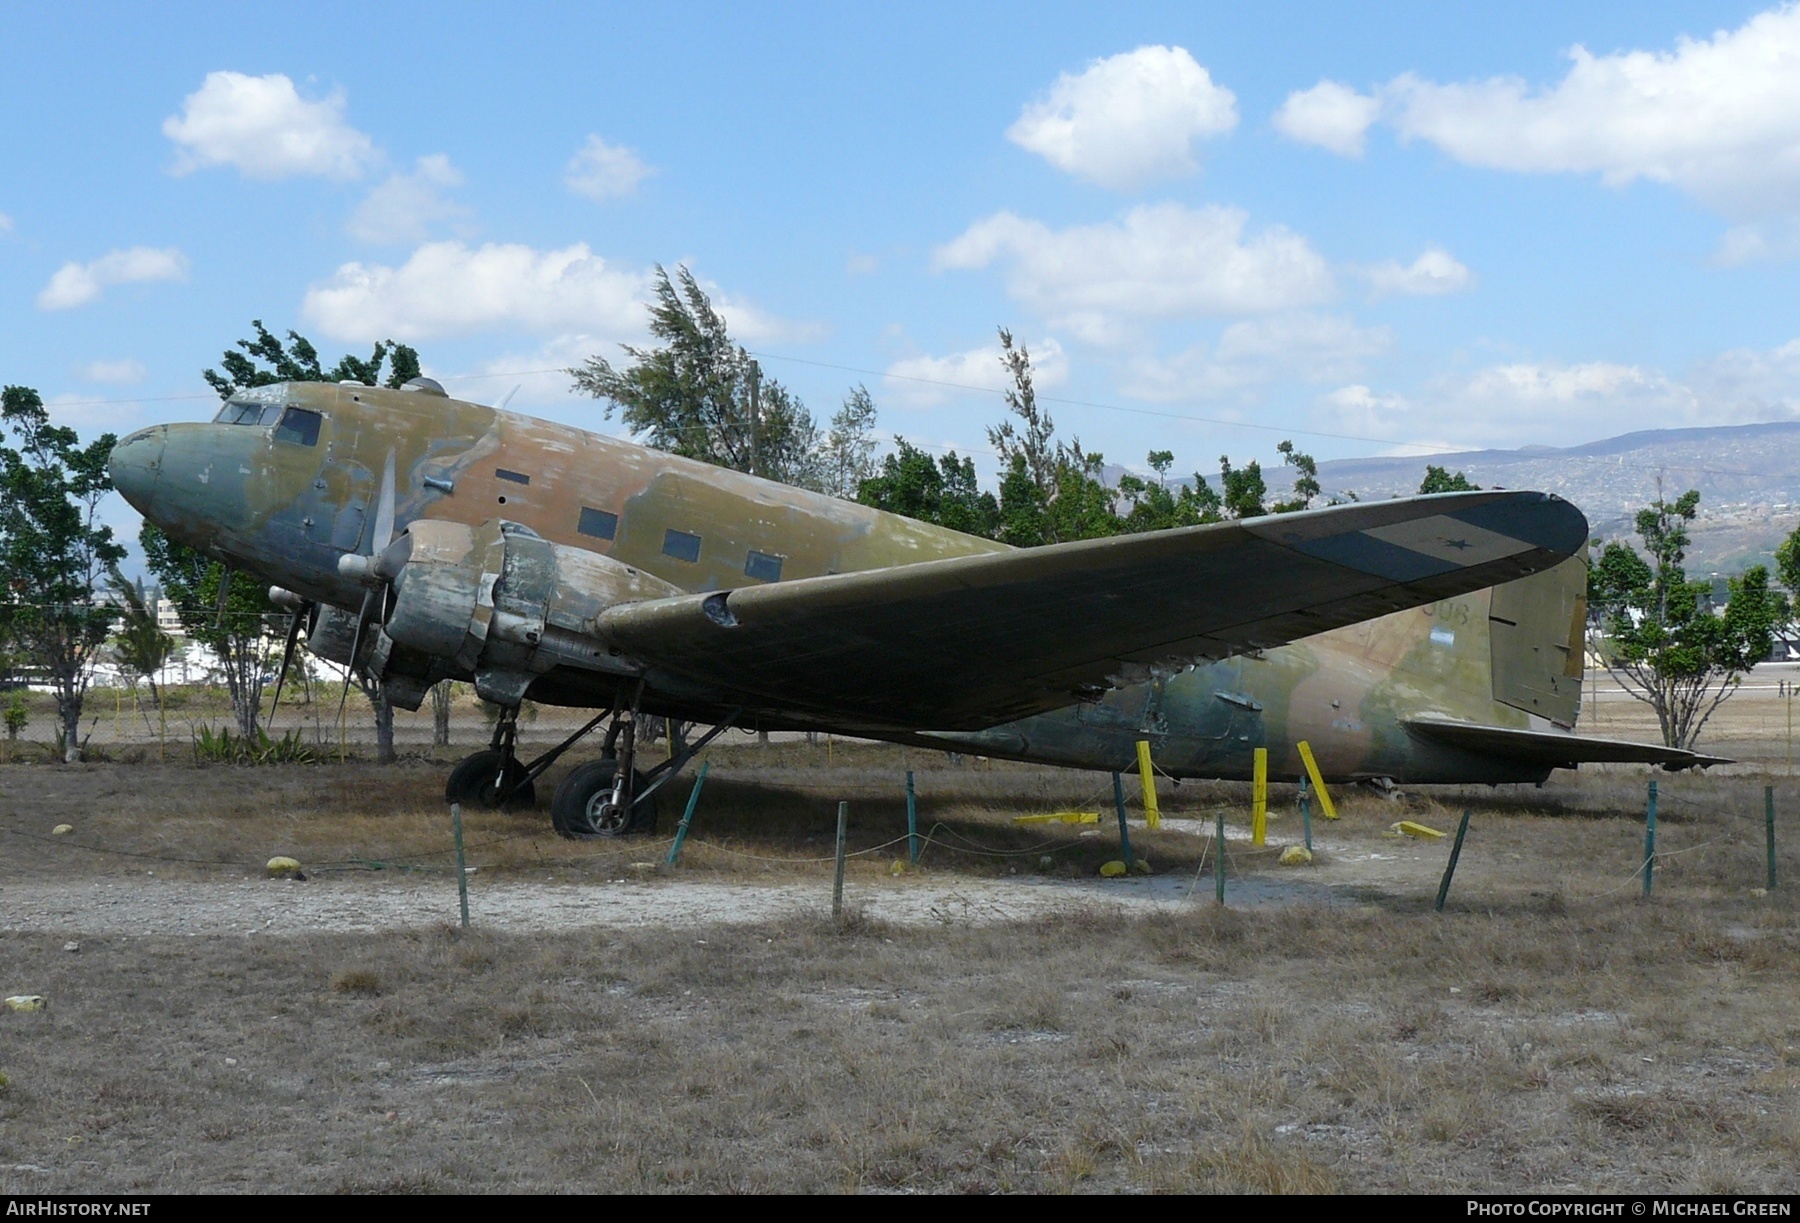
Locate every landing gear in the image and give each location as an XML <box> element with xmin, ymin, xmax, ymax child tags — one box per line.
<box><xmin>551</xmin><ymin>758</ymin><xmax>658</xmax><ymax>837</ymax></box>
<box><xmin>444</xmin><ymin>749</ymin><xmax>537</xmax><ymax>810</ymax></box>
<box><xmin>444</xmin><ymin>705</ymin><xmax>537</xmax><ymax>810</ymax></box>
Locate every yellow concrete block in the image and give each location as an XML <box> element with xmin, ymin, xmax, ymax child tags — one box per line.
<box><xmin>1012</xmin><ymin>812</ymin><xmax>1099</xmax><ymax>825</ymax></box>
<box><xmin>264</xmin><ymin>856</ymin><xmax>305</xmax><ymax>879</ymax></box>
<box><xmin>5</xmin><ymin>996</ymin><xmax>46</xmax><ymax>1013</ymax></box>
<box><xmin>1390</xmin><ymin>820</ymin><xmax>1445</xmax><ymax>839</ymax></box>
<box><xmin>1278</xmin><ymin>845</ymin><xmax>1313</xmax><ymax>866</ymax></box>
<box><xmin>51</xmin><ymin>824</ymin><xmax>73</xmax><ymax>836</ymax></box>
<box><xmin>1099</xmin><ymin>860</ymin><xmax>1128</xmax><ymax>878</ymax></box>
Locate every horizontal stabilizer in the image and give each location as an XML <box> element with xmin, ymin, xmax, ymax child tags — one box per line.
<box><xmin>1405</xmin><ymin>716</ymin><xmax>1730</xmax><ymax>771</ymax></box>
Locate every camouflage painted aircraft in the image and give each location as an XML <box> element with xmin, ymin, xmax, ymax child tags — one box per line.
<box><xmin>108</xmin><ymin>378</ymin><xmax>1707</xmax><ymax>836</ymax></box>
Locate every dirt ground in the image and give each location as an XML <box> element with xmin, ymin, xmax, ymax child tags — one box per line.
<box><xmin>1</xmin><ymin>742</ymin><xmax>1797</xmax><ymax>1193</ymax></box>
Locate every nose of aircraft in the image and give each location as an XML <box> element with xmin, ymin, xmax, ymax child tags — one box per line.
<box><xmin>109</xmin><ymin>426</ymin><xmax>165</xmax><ymax>512</ymax></box>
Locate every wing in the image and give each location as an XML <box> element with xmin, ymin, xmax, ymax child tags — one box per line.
<box><xmin>1405</xmin><ymin>717</ymin><xmax>1730</xmax><ymax>771</ymax></box>
<box><xmin>600</xmin><ymin>490</ymin><xmax>1588</xmax><ymax>730</ymax></box>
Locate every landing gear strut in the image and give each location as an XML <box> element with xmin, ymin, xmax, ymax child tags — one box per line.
<box><xmin>444</xmin><ymin>706</ymin><xmax>536</xmax><ymax>810</ymax></box>
<box><xmin>550</xmin><ymin>709</ymin><xmax>740</xmax><ymax>840</ymax></box>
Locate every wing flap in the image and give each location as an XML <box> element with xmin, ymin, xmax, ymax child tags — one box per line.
<box><xmin>1406</xmin><ymin>716</ymin><xmax>1731</xmax><ymax>770</ymax></box>
<box><xmin>599</xmin><ymin>490</ymin><xmax>1588</xmax><ymax>730</ymax></box>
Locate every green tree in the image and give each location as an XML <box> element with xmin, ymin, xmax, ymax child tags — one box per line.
<box><xmin>205</xmin><ymin>319</ymin><xmax>420</xmax><ymax>398</ymax></box>
<box><xmin>1218</xmin><ymin>455</ymin><xmax>1268</xmax><ymax>519</ymax></box>
<box><xmin>1116</xmin><ymin>450</ymin><xmax>1222</xmax><ymax>533</ymax></box>
<box><xmin>819</xmin><ymin>384</ymin><xmax>881</xmax><ymax>500</ymax></box>
<box><xmin>1269</xmin><ymin>440</ymin><xmax>1321</xmax><ymax>514</ymax></box>
<box><xmin>107</xmin><ymin>574</ymin><xmax>175</xmax><ymax>711</ymax></box>
<box><xmin>569</xmin><ymin>265</ymin><xmax>824</xmax><ymax>487</ymax></box>
<box><xmin>1588</xmin><ymin>489</ymin><xmax>1784</xmax><ymax>749</ymax></box>
<box><xmin>0</xmin><ymin>386</ymin><xmax>125</xmax><ymax>761</ymax></box>
<box><xmin>1419</xmin><ymin>465</ymin><xmax>1479</xmax><ymax>494</ymax></box>
<box><xmin>856</xmin><ymin>440</ymin><xmax>999</xmax><ymax>537</ymax></box>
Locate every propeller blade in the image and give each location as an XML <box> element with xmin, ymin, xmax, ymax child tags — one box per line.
<box><xmin>497</xmin><ymin>383</ymin><xmax>522</xmax><ymax>411</ymax></box>
<box><xmin>335</xmin><ymin>586</ymin><xmax>377</xmax><ymax>729</ymax></box>
<box><xmin>212</xmin><ymin>567</ymin><xmax>234</xmax><ymax>629</ymax></box>
<box><xmin>266</xmin><ymin>603</ymin><xmax>308</xmax><ymax>724</ymax></box>
<box><xmin>372</xmin><ymin>449</ymin><xmax>396</xmax><ymax>554</ymax></box>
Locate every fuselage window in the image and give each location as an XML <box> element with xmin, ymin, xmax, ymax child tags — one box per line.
<box><xmin>274</xmin><ymin>407</ymin><xmax>322</xmax><ymax>447</ymax></box>
<box><xmin>578</xmin><ymin>507</ymin><xmax>619</xmax><ymax>540</ymax></box>
<box><xmin>496</xmin><ymin>468</ymin><xmax>531</xmax><ymax>485</ymax></box>
<box><xmin>744</xmin><ymin>550</ymin><xmax>784</xmax><ymax>582</ymax></box>
<box><xmin>662</xmin><ymin>529</ymin><xmax>702</xmax><ymax>563</ymax></box>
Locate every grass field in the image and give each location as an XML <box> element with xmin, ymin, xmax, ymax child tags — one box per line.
<box><xmin>1</xmin><ymin>736</ymin><xmax>1797</xmax><ymax>1193</ymax></box>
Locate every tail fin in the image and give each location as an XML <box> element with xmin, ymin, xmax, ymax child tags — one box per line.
<box><xmin>1487</xmin><ymin>550</ymin><xmax>1587</xmax><ymax>728</ymax></box>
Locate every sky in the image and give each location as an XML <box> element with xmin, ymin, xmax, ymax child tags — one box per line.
<box><xmin>6</xmin><ymin>0</ymin><xmax>1800</xmax><ymax>549</ymax></box>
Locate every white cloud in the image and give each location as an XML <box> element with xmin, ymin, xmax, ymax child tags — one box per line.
<box><xmin>935</xmin><ymin>203</ymin><xmax>1333</xmax><ymax>341</ymax></box>
<box><xmin>1122</xmin><ymin>313</ymin><xmax>1388</xmax><ymax>402</ymax></box>
<box><xmin>37</xmin><ymin>247</ymin><xmax>189</xmax><ymax>310</ymax></box>
<box><xmin>78</xmin><ymin>359</ymin><xmax>147</xmax><ymax>384</ymax></box>
<box><xmin>883</xmin><ymin>338</ymin><xmax>1068</xmax><ymax>407</ymax></box>
<box><xmin>163</xmin><ymin>71</ymin><xmax>378</xmax><ymax>180</ymax></box>
<box><xmin>1358</xmin><ymin>246</ymin><xmax>1473</xmax><ymax>297</ymax></box>
<box><xmin>1273</xmin><ymin>81</ymin><xmax>1381</xmax><ymax>157</ymax></box>
<box><xmin>302</xmin><ymin>241</ymin><xmax>652</xmax><ymax>342</ymax></box>
<box><xmin>845</xmin><ymin>252</ymin><xmax>879</xmax><ymax>276</ymax></box>
<box><xmin>301</xmin><ymin>242</ymin><xmax>822</xmax><ymax>349</ymax></box>
<box><xmin>347</xmin><ymin>154</ymin><xmax>471</xmax><ymax>244</ymax></box>
<box><xmin>0</xmin><ymin>212</ymin><xmax>13</xmax><ymax>234</ymax></box>
<box><xmin>565</xmin><ymin>135</ymin><xmax>654</xmax><ymax>202</ymax></box>
<box><xmin>1006</xmin><ymin>46</ymin><xmax>1238</xmax><ymax>190</ymax></box>
<box><xmin>1381</xmin><ymin>6</ymin><xmax>1800</xmax><ymax>219</ymax></box>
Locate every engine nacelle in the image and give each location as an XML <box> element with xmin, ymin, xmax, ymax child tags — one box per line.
<box><xmin>377</xmin><ymin>517</ymin><xmax>682</xmax><ymax>707</ymax></box>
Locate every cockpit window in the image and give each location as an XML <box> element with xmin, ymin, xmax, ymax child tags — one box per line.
<box><xmin>274</xmin><ymin>407</ymin><xmax>322</xmax><ymax>447</ymax></box>
<box><xmin>215</xmin><ymin>400</ymin><xmax>263</xmax><ymax>425</ymax></box>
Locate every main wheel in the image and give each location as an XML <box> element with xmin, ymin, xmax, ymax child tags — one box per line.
<box><xmin>551</xmin><ymin>758</ymin><xmax>659</xmax><ymax>838</ymax></box>
<box><xmin>445</xmin><ymin>750</ymin><xmax>536</xmax><ymax>810</ymax></box>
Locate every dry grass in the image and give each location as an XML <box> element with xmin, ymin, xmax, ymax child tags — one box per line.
<box><xmin>2</xmin><ymin>741</ymin><xmax>1799</xmax><ymax>1192</ymax></box>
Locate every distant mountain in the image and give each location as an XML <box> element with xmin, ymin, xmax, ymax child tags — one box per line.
<box><xmin>1311</xmin><ymin>421</ymin><xmax>1800</xmax><ymax>576</ymax></box>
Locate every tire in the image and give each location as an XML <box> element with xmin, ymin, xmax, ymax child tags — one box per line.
<box><xmin>551</xmin><ymin>758</ymin><xmax>659</xmax><ymax>839</ymax></box>
<box><xmin>444</xmin><ymin>750</ymin><xmax>536</xmax><ymax>811</ymax></box>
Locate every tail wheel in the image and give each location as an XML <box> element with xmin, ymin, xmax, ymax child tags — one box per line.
<box><xmin>551</xmin><ymin>758</ymin><xmax>658</xmax><ymax>839</ymax></box>
<box><xmin>445</xmin><ymin>750</ymin><xmax>536</xmax><ymax>811</ymax></box>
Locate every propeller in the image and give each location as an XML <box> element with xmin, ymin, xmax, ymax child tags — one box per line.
<box><xmin>335</xmin><ymin>449</ymin><xmax>398</xmax><ymax>726</ymax></box>
<box><xmin>264</xmin><ymin>588</ymin><xmax>310</xmax><ymax>724</ymax></box>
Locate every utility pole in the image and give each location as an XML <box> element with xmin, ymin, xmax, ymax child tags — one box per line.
<box><xmin>748</xmin><ymin>358</ymin><xmax>761</xmax><ymax>478</ymax></box>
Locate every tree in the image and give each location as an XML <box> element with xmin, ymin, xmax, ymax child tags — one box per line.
<box><xmin>204</xmin><ymin>320</ymin><xmax>420</xmax><ymax>398</ymax></box>
<box><xmin>819</xmin><ymin>384</ymin><xmax>880</xmax><ymax>500</ymax></box>
<box><xmin>570</xmin><ymin>265</ymin><xmax>826</xmax><ymax>487</ymax></box>
<box><xmin>1116</xmin><ymin>451</ymin><xmax>1222</xmax><ymax>533</ymax></box>
<box><xmin>0</xmin><ymin>386</ymin><xmax>124</xmax><ymax>761</ymax></box>
<box><xmin>1419</xmin><ymin>465</ymin><xmax>1479</xmax><ymax>494</ymax></box>
<box><xmin>1218</xmin><ymin>455</ymin><xmax>1268</xmax><ymax>519</ymax></box>
<box><xmin>156</xmin><ymin>323</ymin><xmax>422</xmax><ymax>751</ymax></box>
<box><xmin>1588</xmin><ymin>489</ymin><xmax>1784</xmax><ymax>749</ymax></box>
<box><xmin>856</xmin><ymin>440</ymin><xmax>999</xmax><ymax>537</ymax></box>
<box><xmin>1270</xmin><ymin>440</ymin><xmax>1321</xmax><ymax>514</ymax></box>
<box><xmin>987</xmin><ymin>328</ymin><xmax>1059</xmax><ymax>498</ymax></box>
<box><xmin>108</xmin><ymin>574</ymin><xmax>175</xmax><ymax>712</ymax></box>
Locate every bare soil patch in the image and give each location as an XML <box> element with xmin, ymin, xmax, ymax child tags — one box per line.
<box><xmin>1</xmin><ymin>748</ymin><xmax>1797</xmax><ymax>1192</ymax></box>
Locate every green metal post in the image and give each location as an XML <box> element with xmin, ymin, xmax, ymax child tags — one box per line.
<box><xmin>833</xmin><ymin>801</ymin><xmax>849</xmax><ymax>920</ymax></box>
<box><xmin>906</xmin><ymin>770</ymin><xmax>919</xmax><ymax>865</ymax></box>
<box><xmin>1299</xmin><ymin>774</ymin><xmax>1313</xmax><ymax>853</ymax></box>
<box><xmin>1643</xmin><ymin>779</ymin><xmax>1658</xmax><ymax>899</ymax></box>
<box><xmin>665</xmin><ymin>761</ymin><xmax>710</xmax><ymax>866</ymax></box>
<box><xmin>1214</xmin><ymin>806</ymin><xmax>1226</xmax><ymax>905</ymax></box>
<box><xmin>1435</xmin><ymin>809</ymin><xmax>1471</xmax><ymax>913</ymax></box>
<box><xmin>1112</xmin><ymin>770</ymin><xmax>1134</xmax><ymax>869</ymax></box>
<box><xmin>1766</xmin><ymin>785</ymin><xmax>1778</xmax><ymax>891</ymax></box>
<box><xmin>451</xmin><ymin>802</ymin><xmax>470</xmax><ymax>929</ymax></box>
